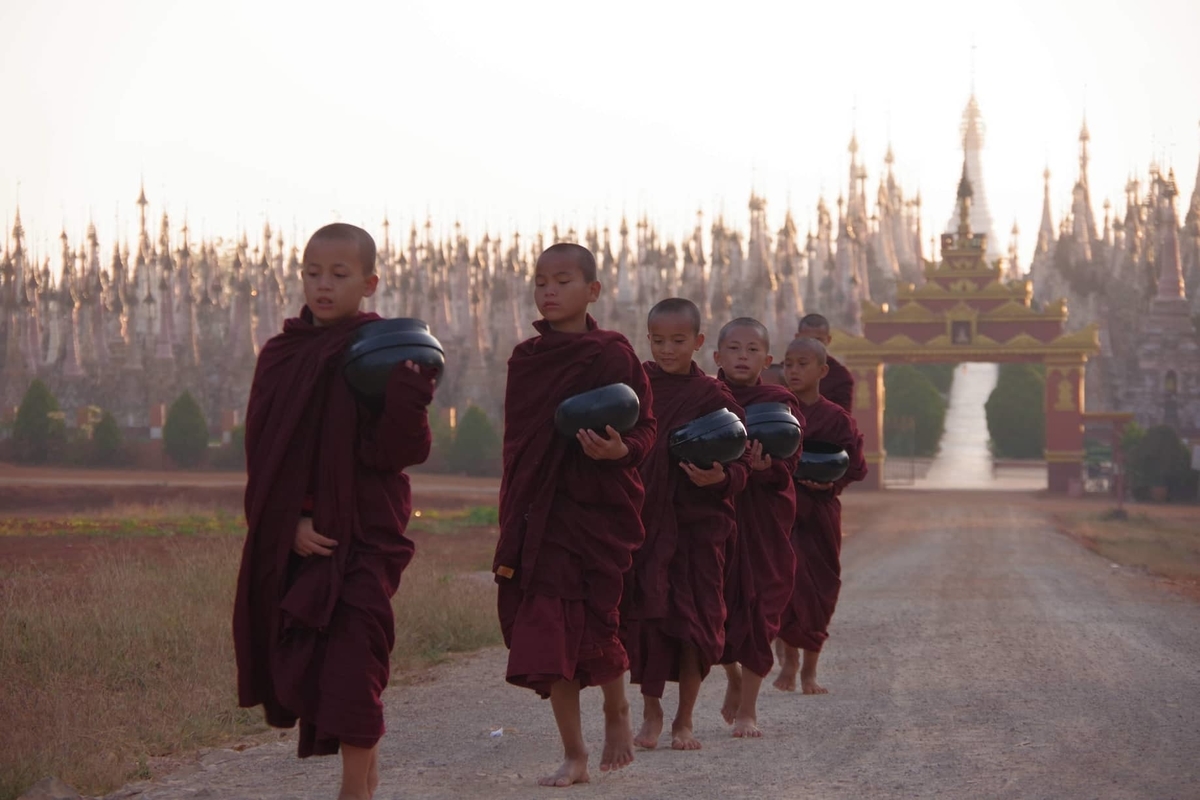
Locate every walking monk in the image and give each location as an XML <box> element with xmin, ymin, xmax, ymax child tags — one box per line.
<box><xmin>493</xmin><ymin>242</ymin><xmax>656</xmax><ymax>787</ymax></box>
<box><xmin>624</xmin><ymin>298</ymin><xmax>749</xmax><ymax>752</ymax></box>
<box><xmin>234</xmin><ymin>223</ymin><xmax>436</xmax><ymax>800</ymax></box>
<box><xmin>775</xmin><ymin>336</ymin><xmax>867</xmax><ymax>695</ymax></box>
<box><xmin>712</xmin><ymin>318</ymin><xmax>803</xmax><ymax>737</ymax></box>
<box><xmin>795</xmin><ymin>313</ymin><xmax>854</xmax><ymax>412</ymax></box>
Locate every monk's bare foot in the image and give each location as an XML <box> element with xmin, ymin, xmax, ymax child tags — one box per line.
<box><xmin>538</xmin><ymin>755</ymin><xmax>590</xmax><ymax>787</ymax></box>
<box><xmin>601</xmin><ymin>702</ymin><xmax>635</xmax><ymax>771</ymax></box>
<box><xmin>671</xmin><ymin>724</ymin><xmax>702</xmax><ymax>751</ymax></box>
<box><xmin>633</xmin><ymin>715</ymin><xmax>662</xmax><ymax>749</ymax></box>
<box><xmin>721</xmin><ymin>680</ymin><xmax>741</xmax><ymax>725</ymax></box>
<box><xmin>800</xmin><ymin>674</ymin><xmax>829</xmax><ymax>695</ymax></box>
<box><xmin>774</xmin><ymin>645</ymin><xmax>799</xmax><ymax>692</ymax></box>
<box><xmin>732</xmin><ymin>715</ymin><xmax>762</xmax><ymax>738</ymax></box>
<box><xmin>773</xmin><ymin>669</ymin><xmax>797</xmax><ymax>692</ymax></box>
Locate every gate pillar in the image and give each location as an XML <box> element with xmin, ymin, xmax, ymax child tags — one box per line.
<box><xmin>846</xmin><ymin>358</ymin><xmax>885</xmax><ymax>490</ymax></box>
<box><xmin>1044</xmin><ymin>355</ymin><xmax>1087</xmax><ymax>494</ymax></box>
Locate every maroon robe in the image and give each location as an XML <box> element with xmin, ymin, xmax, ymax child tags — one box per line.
<box><xmin>233</xmin><ymin>307</ymin><xmax>434</xmax><ymax>757</ymax></box>
<box><xmin>719</xmin><ymin>375</ymin><xmax>803</xmax><ymax>678</ymax></box>
<box><xmin>822</xmin><ymin>355</ymin><xmax>855</xmax><ymax>413</ymax></box>
<box><xmin>624</xmin><ymin>362</ymin><xmax>750</xmax><ymax>698</ymax></box>
<box><xmin>777</xmin><ymin>395</ymin><xmax>866</xmax><ymax>653</ymax></box>
<box><xmin>494</xmin><ymin>316</ymin><xmax>656</xmax><ymax>698</ymax></box>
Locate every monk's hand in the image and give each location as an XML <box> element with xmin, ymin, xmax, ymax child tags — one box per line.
<box><xmin>294</xmin><ymin>517</ymin><xmax>337</xmax><ymax>557</ymax></box>
<box><xmin>797</xmin><ymin>479</ymin><xmax>835</xmax><ymax>492</ymax></box>
<box><xmin>577</xmin><ymin>426</ymin><xmax>630</xmax><ymax>461</ymax></box>
<box><xmin>748</xmin><ymin>440</ymin><xmax>772</xmax><ymax>471</ymax></box>
<box><xmin>403</xmin><ymin>360</ymin><xmax>437</xmax><ymax>388</ymax></box>
<box><xmin>681</xmin><ymin>460</ymin><xmax>726</xmax><ymax>487</ymax></box>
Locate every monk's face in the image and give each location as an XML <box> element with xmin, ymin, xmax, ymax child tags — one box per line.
<box><xmin>714</xmin><ymin>325</ymin><xmax>771</xmax><ymax>386</ymax></box>
<box><xmin>648</xmin><ymin>312</ymin><xmax>704</xmax><ymax>375</ymax></box>
<box><xmin>795</xmin><ymin>325</ymin><xmax>832</xmax><ymax>346</ymax></box>
<box><xmin>783</xmin><ymin>344</ymin><xmax>829</xmax><ymax>396</ymax></box>
<box><xmin>302</xmin><ymin>238</ymin><xmax>378</xmax><ymax>327</ymax></box>
<box><xmin>534</xmin><ymin>253</ymin><xmax>600</xmax><ymax>329</ymax></box>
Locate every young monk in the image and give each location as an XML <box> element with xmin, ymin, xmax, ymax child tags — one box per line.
<box><xmin>775</xmin><ymin>337</ymin><xmax>867</xmax><ymax>695</ymax></box>
<box><xmin>712</xmin><ymin>317</ymin><xmax>803</xmax><ymax>738</ymax></box>
<box><xmin>795</xmin><ymin>313</ymin><xmax>855</xmax><ymax>412</ymax></box>
<box><xmin>493</xmin><ymin>242</ymin><xmax>656</xmax><ymax>788</ymax></box>
<box><xmin>623</xmin><ymin>297</ymin><xmax>749</xmax><ymax>752</ymax></box>
<box><xmin>761</xmin><ymin>363</ymin><xmax>786</xmax><ymax>386</ymax></box>
<box><xmin>233</xmin><ymin>223</ymin><xmax>435</xmax><ymax>800</ymax></box>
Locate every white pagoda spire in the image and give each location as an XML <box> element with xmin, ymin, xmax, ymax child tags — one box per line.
<box><xmin>945</xmin><ymin>94</ymin><xmax>1000</xmax><ymax>259</ymax></box>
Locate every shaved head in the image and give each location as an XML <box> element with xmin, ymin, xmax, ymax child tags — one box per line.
<box><xmin>539</xmin><ymin>242</ymin><xmax>597</xmax><ymax>282</ymax></box>
<box><xmin>648</xmin><ymin>297</ymin><xmax>702</xmax><ymax>334</ymax></box>
<box><xmin>786</xmin><ymin>335</ymin><xmax>828</xmax><ymax>365</ymax></box>
<box><xmin>304</xmin><ymin>223</ymin><xmax>377</xmax><ymax>275</ymax></box>
<box><xmin>718</xmin><ymin>317</ymin><xmax>770</xmax><ymax>349</ymax></box>
<box><xmin>798</xmin><ymin>313</ymin><xmax>831</xmax><ymax>335</ymax></box>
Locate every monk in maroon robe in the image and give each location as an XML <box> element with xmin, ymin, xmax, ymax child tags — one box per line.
<box><xmin>796</xmin><ymin>312</ymin><xmax>855</xmax><ymax>412</ymax></box>
<box><xmin>776</xmin><ymin>336</ymin><xmax>867</xmax><ymax>696</ymax></box>
<box><xmin>494</xmin><ymin>243</ymin><xmax>656</xmax><ymax>788</ymax></box>
<box><xmin>233</xmin><ymin>224</ymin><xmax>434</xmax><ymax>800</ymax></box>
<box><xmin>622</xmin><ymin>298</ymin><xmax>749</xmax><ymax>753</ymax></box>
<box><xmin>711</xmin><ymin>318</ymin><xmax>803</xmax><ymax>738</ymax></box>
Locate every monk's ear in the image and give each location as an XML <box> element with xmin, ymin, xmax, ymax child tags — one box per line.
<box><xmin>694</xmin><ymin>332</ymin><xmax>706</xmax><ymax>351</ymax></box>
<box><xmin>363</xmin><ymin>273</ymin><xmax>380</xmax><ymax>297</ymax></box>
<box><xmin>712</xmin><ymin>348</ymin><xmax>722</xmax><ymax>368</ymax></box>
<box><xmin>763</xmin><ymin>353</ymin><xmax>774</xmax><ymax>367</ymax></box>
<box><xmin>587</xmin><ymin>280</ymin><xmax>602</xmax><ymax>302</ymax></box>
<box><xmin>820</xmin><ymin>363</ymin><xmax>830</xmax><ymax>379</ymax></box>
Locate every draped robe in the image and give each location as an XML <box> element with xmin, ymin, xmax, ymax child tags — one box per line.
<box><xmin>777</xmin><ymin>395</ymin><xmax>867</xmax><ymax>653</ymax></box>
<box><xmin>234</xmin><ymin>307</ymin><xmax>433</xmax><ymax>757</ymax></box>
<box><xmin>822</xmin><ymin>355</ymin><xmax>855</xmax><ymax>413</ymax></box>
<box><xmin>623</xmin><ymin>362</ymin><xmax>749</xmax><ymax>698</ymax></box>
<box><xmin>719</xmin><ymin>376</ymin><xmax>803</xmax><ymax>678</ymax></box>
<box><xmin>494</xmin><ymin>316</ymin><xmax>656</xmax><ymax>697</ymax></box>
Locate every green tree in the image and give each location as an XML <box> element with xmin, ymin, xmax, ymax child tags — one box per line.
<box><xmin>1126</xmin><ymin>425</ymin><xmax>1196</xmax><ymax>502</ymax></box>
<box><xmin>913</xmin><ymin>363</ymin><xmax>957</xmax><ymax>396</ymax></box>
<box><xmin>162</xmin><ymin>392</ymin><xmax>209</xmax><ymax>468</ymax></box>
<box><xmin>884</xmin><ymin>365</ymin><xmax>947</xmax><ymax>457</ymax></box>
<box><xmin>12</xmin><ymin>379</ymin><xmax>67</xmax><ymax>464</ymax></box>
<box><xmin>985</xmin><ymin>364</ymin><xmax>1045</xmax><ymax>459</ymax></box>
<box><xmin>448</xmin><ymin>405</ymin><xmax>501</xmax><ymax>476</ymax></box>
<box><xmin>91</xmin><ymin>411</ymin><xmax>124</xmax><ymax>466</ymax></box>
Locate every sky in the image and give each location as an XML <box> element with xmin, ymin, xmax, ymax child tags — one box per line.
<box><xmin>1</xmin><ymin>0</ymin><xmax>1198</xmax><ymax>273</ymax></box>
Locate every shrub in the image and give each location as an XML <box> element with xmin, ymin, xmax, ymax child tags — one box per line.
<box><xmin>1126</xmin><ymin>425</ymin><xmax>1197</xmax><ymax>502</ymax></box>
<box><xmin>985</xmin><ymin>364</ymin><xmax>1045</xmax><ymax>459</ymax></box>
<box><xmin>12</xmin><ymin>379</ymin><xmax>67</xmax><ymax>464</ymax></box>
<box><xmin>162</xmin><ymin>392</ymin><xmax>209</xmax><ymax>468</ymax></box>
<box><xmin>884</xmin><ymin>365</ymin><xmax>947</xmax><ymax>457</ymax></box>
<box><xmin>92</xmin><ymin>411</ymin><xmax>124</xmax><ymax>466</ymax></box>
<box><xmin>211</xmin><ymin>425</ymin><xmax>245</xmax><ymax>470</ymax></box>
<box><xmin>913</xmin><ymin>363</ymin><xmax>957</xmax><ymax>396</ymax></box>
<box><xmin>448</xmin><ymin>404</ymin><xmax>501</xmax><ymax>476</ymax></box>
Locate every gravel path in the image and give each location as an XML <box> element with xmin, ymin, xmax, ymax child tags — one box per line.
<box><xmin>108</xmin><ymin>496</ymin><xmax>1200</xmax><ymax>800</ymax></box>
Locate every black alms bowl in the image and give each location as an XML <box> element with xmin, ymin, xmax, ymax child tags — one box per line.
<box><xmin>554</xmin><ymin>382</ymin><xmax>640</xmax><ymax>438</ymax></box>
<box><xmin>342</xmin><ymin>318</ymin><xmax>445</xmax><ymax>405</ymax></box>
<box><xmin>793</xmin><ymin>440</ymin><xmax>849</xmax><ymax>484</ymax></box>
<box><xmin>668</xmin><ymin>408</ymin><xmax>748</xmax><ymax>465</ymax></box>
<box><xmin>744</xmin><ymin>402</ymin><xmax>803</xmax><ymax>460</ymax></box>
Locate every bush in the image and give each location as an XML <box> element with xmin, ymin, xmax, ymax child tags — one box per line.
<box><xmin>913</xmin><ymin>363</ymin><xmax>957</xmax><ymax>396</ymax></box>
<box><xmin>12</xmin><ymin>379</ymin><xmax>67</xmax><ymax>464</ymax></box>
<box><xmin>884</xmin><ymin>365</ymin><xmax>947</xmax><ymax>457</ymax></box>
<box><xmin>448</xmin><ymin>404</ymin><xmax>501</xmax><ymax>476</ymax></box>
<box><xmin>92</xmin><ymin>411</ymin><xmax>124</xmax><ymax>466</ymax></box>
<box><xmin>1126</xmin><ymin>425</ymin><xmax>1197</xmax><ymax>502</ymax></box>
<box><xmin>211</xmin><ymin>425</ymin><xmax>246</xmax><ymax>470</ymax></box>
<box><xmin>985</xmin><ymin>364</ymin><xmax>1045</xmax><ymax>459</ymax></box>
<box><xmin>163</xmin><ymin>392</ymin><xmax>209</xmax><ymax>468</ymax></box>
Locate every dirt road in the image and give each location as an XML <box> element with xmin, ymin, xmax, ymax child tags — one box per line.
<box><xmin>107</xmin><ymin>495</ymin><xmax>1200</xmax><ymax>800</ymax></box>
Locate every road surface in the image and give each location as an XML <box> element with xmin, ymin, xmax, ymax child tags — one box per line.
<box><xmin>107</xmin><ymin>494</ymin><xmax>1200</xmax><ymax>800</ymax></box>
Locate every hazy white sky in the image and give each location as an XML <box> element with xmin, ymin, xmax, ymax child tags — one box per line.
<box><xmin>1</xmin><ymin>0</ymin><xmax>1198</xmax><ymax>271</ymax></box>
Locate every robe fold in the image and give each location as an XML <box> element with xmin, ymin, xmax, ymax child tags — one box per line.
<box><xmin>822</xmin><ymin>355</ymin><xmax>855</xmax><ymax>413</ymax></box>
<box><xmin>777</xmin><ymin>395</ymin><xmax>866</xmax><ymax>654</ymax></box>
<box><xmin>623</xmin><ymin>362</ymin><xmax>749</xmax><ymax>698</ymax></box>
<box><xmin>494</xmin><ymin>315</ymin><xmax>656</xmax><ymax>698</ymax></box>
<box><xmin>233</xmin><ymin>306</ymin><xmax>433</xmax><ymax>757</ymax></box>
<box><xmin>718</xmin><ymin>375</ymin><xmax>803</xmax><ymax>678</ymax></box>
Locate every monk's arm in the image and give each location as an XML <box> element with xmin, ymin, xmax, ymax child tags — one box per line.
<box><xmin>831</xmin><ymin>416</ymin><xmax>868</xmax><ymax>494</ymax></box>
<box><xmin>357</xmin><ymin>366</ymin><xmax>434</xmax><ymax>472</ymax></box>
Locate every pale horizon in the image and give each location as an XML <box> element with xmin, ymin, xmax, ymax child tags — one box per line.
<box><xmin>2</xmin><ymin>0</ymin><xmax>1198</xmax><ymax>274</ymax></box>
